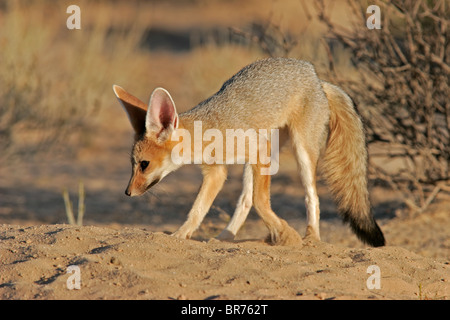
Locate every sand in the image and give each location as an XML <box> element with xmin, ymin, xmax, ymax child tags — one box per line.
<box><xmin>1</xmin><ymin>205</ymin><xmax>449</xmax><ymax>300</ymax></box>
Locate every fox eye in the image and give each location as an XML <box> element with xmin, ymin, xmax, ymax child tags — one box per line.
<box><xmin>140</xmin><ymin>160</ymin><xmax>150</xmax><ymax>171</ymax></box>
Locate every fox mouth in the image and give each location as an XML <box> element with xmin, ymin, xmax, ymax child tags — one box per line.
<box><xmin>145</xmin><ymin>178</ymin><xmax>160</xmax><ymax>191</ymax></box>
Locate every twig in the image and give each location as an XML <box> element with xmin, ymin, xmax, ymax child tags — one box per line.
<box><xmin>320</xmin><ymin>38</ymin><xmax>335</xmax><ymax>75</ymax></box>
<box><xmin>62</xmin><ymin>181</ymin><xmax>86</xmax><ymax>226</ymax></box>
<box><xmin>77</xmin><ymin>180</ymin><xmax>85</xmax><ymax>226</ymax></box>
<box><xmin>63</xmin><ymin>188</ymin><xmax>76</xmax><ymax>225</ymax></box>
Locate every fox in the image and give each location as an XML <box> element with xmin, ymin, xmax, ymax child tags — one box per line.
<box><xmin>113</xmin><ymin>57</ymin><xmax>386</xmax><ymax>247</ymax></box>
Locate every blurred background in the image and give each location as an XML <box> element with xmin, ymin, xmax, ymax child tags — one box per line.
<box><xmin>0</xmin><ymin>0</ymin><xmax>448</xmax><ymax>254</ymax></box>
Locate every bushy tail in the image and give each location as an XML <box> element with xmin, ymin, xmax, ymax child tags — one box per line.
<box><xmin>320</xmin><ymin>81</ymin><xmax>385</xmax><ymax>247</ymax></box>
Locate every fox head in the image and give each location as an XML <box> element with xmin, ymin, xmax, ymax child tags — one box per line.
<box><xmin>113</xmin><ymin>85</ymin><xmax>182</xmax><ymax>196</ymax></box>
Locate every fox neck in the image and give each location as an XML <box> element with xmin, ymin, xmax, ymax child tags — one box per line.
<box><xmin>170</xmin><ymin>116</ymin><xmax>208</xmax><ymax>165</ymax></box>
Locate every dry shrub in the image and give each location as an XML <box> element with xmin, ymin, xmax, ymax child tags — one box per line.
<box><xmin>231</xmin><ymin>0</ymin><xmax>449</xmax><ymax>214</ymax></box>
<box><xmin>318</xmin><ymin>0</ymin><xmax>450</xmax><ymax>212</ymax></box>
<box><xmin>314</xmin><ymin>0</ymin><xmax>450</xmax><ymax>214</ymax></box>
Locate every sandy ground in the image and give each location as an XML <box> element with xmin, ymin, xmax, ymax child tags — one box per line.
<box><xmin>0</xmin><ymin>221</ymin><xmax>448</xmax><ymax>300</ymax></box>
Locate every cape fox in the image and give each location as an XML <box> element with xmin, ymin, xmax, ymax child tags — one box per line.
<box><xmin>113</xmin><ymin>57</ymin><xmax>385</xmax><ymax>247</ymax></box>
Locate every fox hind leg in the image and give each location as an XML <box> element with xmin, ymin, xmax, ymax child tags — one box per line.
<box><xmin>251</xmin><ymin>162</ymin><xmax>302</xmax><ymax>246</ymax></box>
<box><xmin>217</xmin><ymin>129</ymin><xmax>290</xmax><ymax>241</ymax></box>
<box><xmin>217</xmin><ymin>163</ymin><xmax>253</xmax><ymax>241</ymax></box>
<box><xmin>290</xmin><ymin>131</ymin><xmax>322</xmax><ymax>241</ymax></box>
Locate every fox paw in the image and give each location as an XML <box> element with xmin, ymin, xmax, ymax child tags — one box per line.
<box><xmin>267</xmin><ymin>219</ymin><xmax>303</xmax><ymax>246</ymax></box>
<box><xmin>216</xmin><ymin>229</ymin><xmax>236</xmax><ymax>241</ymax></box>
<box><xmin>304</xmin><ymin>225</ymin><xmax>321</xmax><ymax>242</ymax></box>
<box><xmin>171</xmin><ymin>229</ymin><xmax>191</xmax><ymax>239</ymax></box>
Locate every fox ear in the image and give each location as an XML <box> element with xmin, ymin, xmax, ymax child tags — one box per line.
<box><xmin>146</xmin><ymin>87</ymin><xmax>179</xmax><ymax>143</ymax></box>
<box><xmin>113</xmin><ymin>85</ymin><xmax>148</xmax><ymax>136</ymax></box>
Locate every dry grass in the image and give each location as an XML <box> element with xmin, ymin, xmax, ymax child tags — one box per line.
<box><xmin>0</xmin><ymin>0</ymin><xmax>155</xmax><ymax>163</ymax></box>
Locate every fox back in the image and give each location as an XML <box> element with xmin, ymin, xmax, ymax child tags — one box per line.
<box><xmin>181</xmin><ymin>58</ymin><xmax>329</xmax><ymax>132</ymax></box>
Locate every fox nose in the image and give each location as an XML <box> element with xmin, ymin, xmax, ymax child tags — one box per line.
<box><xmin>125</xmin><ymin>188</ymin><xmax>131</xmax><ymax>196</ymax></box>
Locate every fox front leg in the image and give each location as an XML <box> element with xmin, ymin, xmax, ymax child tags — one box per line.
<box><xmin>172</xmin><ymin>165</ymin><xmax>227</xmax><ymax>239</ymax></box>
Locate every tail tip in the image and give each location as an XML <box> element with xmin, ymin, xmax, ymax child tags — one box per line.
<box><xmin>354</xmin><ymin>220</ymin><xmax>386</xmax><ymax>247</ymax></box>
<box><xmin>342</xmin><ymin>211</ymin><xmax>386</xmax><ymax>247</ymax></box>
